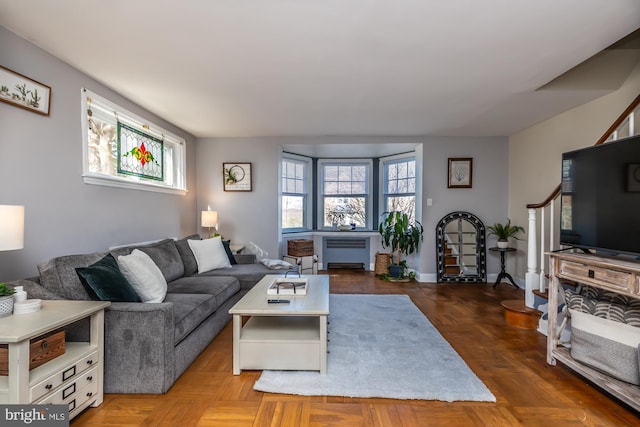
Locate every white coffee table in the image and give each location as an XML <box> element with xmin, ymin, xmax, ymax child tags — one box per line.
<box><xmin>229</xmin><ymin>274</ymin><xmax>329</xmax><ymax>375</ymax></box>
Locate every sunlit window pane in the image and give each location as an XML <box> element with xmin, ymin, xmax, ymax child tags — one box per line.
<box><xmin>282</xmin><ymin>157</ymin><xmax>309</xmax><ymax>230</ymax></box>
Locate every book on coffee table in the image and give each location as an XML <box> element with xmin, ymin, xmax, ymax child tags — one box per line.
<box><xmin>266</xmin><ymin>277</ymin><xmax>308</xmax><ymax>296</ymax></box>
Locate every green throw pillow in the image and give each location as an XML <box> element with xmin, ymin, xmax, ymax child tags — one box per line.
<box><xmin>222</xmin><ymin>240</ymin><xmax>238</xmax><ymax>265</ymax></box>
<box><xmin>76</xmin><ymin>254</ymin><xmax>141</xmax><ymax>302</ymax></box>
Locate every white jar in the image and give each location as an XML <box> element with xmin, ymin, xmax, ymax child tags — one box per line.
<box><xmin>14</xmin><ymin>285</ymin><xmax>27</xmax><ymax>303</ymax></box>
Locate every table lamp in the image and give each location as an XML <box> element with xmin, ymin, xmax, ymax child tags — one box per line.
<box><xmin>201</xmin><ymin>210</ymin><xmax>218</xmax><ymax>238</ymax></box>
<box><xmin>0</xmin><ymin>205</ymin><xmax>24</xmax><ymax>251</ymax></box>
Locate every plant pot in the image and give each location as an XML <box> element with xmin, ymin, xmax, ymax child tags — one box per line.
<box><xmin>388</xmin><ymin>264</ymin><xmax>405</xmax><ymax>278</ymax></box>
<box><xmin>0</xmin><ymin>295</ymin><xmax>14</xmax><ymax>318</ymax></box>
<box><xmin>497</xmin><ymin>239</ymin><xmax>509</xmax><ymax>249</ymax></box>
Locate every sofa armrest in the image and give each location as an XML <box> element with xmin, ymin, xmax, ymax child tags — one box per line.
<box><xmin>235</xmin><ymin>254</ymin><xmax>257</xmax><ymax>264</ymax></box>
<box><xmin>6</xmin><ymin>279</ymin><xmax>62</xmax><ymax>300</ymax></box>
<box><xmin>103</xmin><ymin>302</ymin><xmax>176</xmax><ymax>393</ymax></box>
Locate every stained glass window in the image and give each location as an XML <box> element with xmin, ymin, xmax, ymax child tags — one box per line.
<box><xmin>117</xmin><ymin>122</ymin><xmax>164</xmax><ymax>181</ymax></box>
<box><xmin>81</xmin><ymin>88</ymin><xmax>186</xmax><ymax>194</ymax></box>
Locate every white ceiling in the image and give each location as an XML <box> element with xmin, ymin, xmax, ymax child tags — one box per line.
<box><xmin>1</xmin><ymin>1</ymin><xmax>639</xmax><ymax>138</ymax></box>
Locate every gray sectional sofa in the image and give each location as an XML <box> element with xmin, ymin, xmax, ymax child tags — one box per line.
<box><xmin>8</xmin><ymin>235</ymin><xmax>281</xmax><ymax>394</ymax></box>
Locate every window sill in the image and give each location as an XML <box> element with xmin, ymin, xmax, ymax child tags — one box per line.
<box><xmin>282</xmin><ymin>230</ymin><xmax>380</xmax><ymax>237</ymax></box>
<box><xmin>83</xmin><ymin>174</ymin><xmax>187</xmax><ymax>196</ymax></box>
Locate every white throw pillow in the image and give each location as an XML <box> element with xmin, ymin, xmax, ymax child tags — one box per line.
<box><xmin>188</xmin><ymin>236</ymin><xmax>231</xmax><ymax>273</ymax></box>
<box><xmin>117</xmin><ymin>249</ymin><xmax>167</xmax><ymax>303</ymax></box>
<box><xmin>260</xmin><ymin>259</ymin><xmax>293</xmax><ymax>270</ymax></box>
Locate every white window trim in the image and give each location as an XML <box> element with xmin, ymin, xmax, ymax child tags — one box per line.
<box><xmin>80</xmin><ymin>88</ymin><xmax>188</xmax><ymax>196</ymax></box>
<box><xmin>281</xmin><ymin>153</ymin><xmax>312</xmax><ymax>231</ymax></box>
<box><xmin>317</xmin><ymin>158</ymin><xmax>373</xmax><ymax>230</ymax></box>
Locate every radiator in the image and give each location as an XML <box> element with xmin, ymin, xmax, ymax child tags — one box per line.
<box><xmin>322</xmin><ymin>237</ymin><xmax>370</xmax><ymax>269</ymax></box>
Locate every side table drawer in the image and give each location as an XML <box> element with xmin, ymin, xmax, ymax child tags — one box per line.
<box><xmin>559</xmin><ymin>260</ymin><xmax>634</xmax><ymax>294</ymax></box>
<box><xmin>38</xmin><ymin>366</ymin><xmax>98</xmax><ymax>410</ymax></box>
<box><xmin>30</xmin><ymin>349</ymin><xmax>98</xmax><ymax>402</ymax></box>
<box><xmin>37</xmin><ymin>365</ymin><xmax>99</xmax><ymax>405</ymax></box>
<box><xmin>68</xmin><ymin>380</ymin><xmax>99</xmax><ymax>419</ymax></box>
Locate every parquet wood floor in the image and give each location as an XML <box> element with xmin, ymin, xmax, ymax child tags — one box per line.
<box><xmin>72</xmin><ymin>271</ymin><xmax>640</xmax><ymax>426</ymax></box>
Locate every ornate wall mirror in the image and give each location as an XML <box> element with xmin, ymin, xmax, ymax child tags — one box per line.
<box><xmin>436</xmin><ymin>211</ymin><xmax>486</xmax><ymax>283</ymax></box>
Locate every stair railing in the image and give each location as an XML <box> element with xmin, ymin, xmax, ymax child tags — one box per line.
<box><xmin>524</xmin><ymin>94</ymin><xmax>640</xmax><ymax>308</ymax></box>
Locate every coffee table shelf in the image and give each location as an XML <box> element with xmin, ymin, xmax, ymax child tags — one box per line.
<box><xmin>239</xmin><ymin>316</ymin><xmax>321</xmax><ymax>371</ymax></box>
<box><xmin>229</xmin><ymin>275</ymin><xmax>329</xmax><ymax>375</ymax></box>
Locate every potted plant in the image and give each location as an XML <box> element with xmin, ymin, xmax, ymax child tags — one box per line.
<box><xmin>487</xmin><ymin>219</ymin><xmax>525</xmax><ymax>248</ymax></box>
<box><xmin>378</xmin><ymin>211</ymin><xmax>423</xmax><ymax>279</ymax></box>
<box><xmin>326</xmin><ymin>209</ymin><xmax>346</xmax><ymax>230</ymax></box>
<box><xmin>0</xmin><ymin>283</ymin><xmax>15</xmax><ymax>318</ymax></box>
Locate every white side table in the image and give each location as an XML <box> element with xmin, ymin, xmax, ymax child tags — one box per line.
<box><xmin>229</xmin><ymin>244</ymin><xmax>245</xmax><ymax>254</ymax></box>
<box><xmin>283</xmin><ymin>254</ymin><xmax>318</xmax><ymax>275</ymax></box>
<box><xmin>0</xmin><ymin>300</ymin><xmax>109</xmax><ymax>419</ymax></box>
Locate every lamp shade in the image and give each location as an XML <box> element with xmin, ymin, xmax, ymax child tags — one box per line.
<box><xmin>0</xmin><ymin>205</ymin><xmax>24</xmax><ymax>251</ymax></box>
<box><xmin>201</xmin><ymin>210</ymin><xmax>218</xmax><ymax>228</ymax></box>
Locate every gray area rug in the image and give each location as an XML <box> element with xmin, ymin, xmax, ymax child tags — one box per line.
<box><xmin>254</xmin><ymin>294</ymin><xmax>496</xmax><ymax>401</ymax></box>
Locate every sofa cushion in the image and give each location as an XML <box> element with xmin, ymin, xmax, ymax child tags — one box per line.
<box><xmin>134</xmin><ymin>239</ymin><xmax>185</xmax><ymax>282</ymax></box>
<box><xmin>76</xmin><ymin>254</ymin><xmax>142</xmax><ymax>302</ymax></box>
<box><xmin>197</xmin><ymin>263</ymin><xmax>276</xmax><ymax>290</ymax></box>
<box><xmin>167</xmin><ymin>275</ymin><xmax>240</xmax><ymax>308</ymax></box>
<box><xmin>188</xmin><ymin>237</ymin><xmax>231</xmax><ymax>273</ymax></box>
<box><xmin>117</xmin><ymin>249</ymin><xmax>168</xmax><ymax>303</ymax></box>
<box><xmin>175</xmin><ymin>235</ymin><xmax>201</xmax><ymax>276</ymax></box>
<box><xmin>38</xmin><ymin>252</ymin><xmax>108</xmax><ymax>300</ymax></box>
<box><xmin>163</xmin><ymin>293</ymin><xmax>219</xmax><ymax>345</ymax></box>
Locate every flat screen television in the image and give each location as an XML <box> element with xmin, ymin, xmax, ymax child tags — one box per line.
<box><xmin>560</xmin><ymin>134</ymin><xmax>640</xmax><ymax>256</ymax></box>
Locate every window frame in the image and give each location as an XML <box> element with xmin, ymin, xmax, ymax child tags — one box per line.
<box><xmin>80</xmin><ymin>88</ymin><xmax>187</xmax><ymax>195</ymax></box>
<box><xmin>317</xmin><ymin>158</ymin><xmax>373</xmax><ymax>230</ymax></box>
<box><xmin>381</xmin><ymin>153</ymin><xmax>417</xmax><ymax>222</ymax></box>
<box><xmin>281</xmin><ymin>153</ymin><xmax>312</xmax><ymax>232</ymax></box>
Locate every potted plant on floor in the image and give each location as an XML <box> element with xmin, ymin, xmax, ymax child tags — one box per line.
<box><xmin>378</xmin><ymin>211</ymin><xmax>423</xmax><ymax>280</ymax></box>
<box><xmin>487</xmin><ymin>219</ymin><xmax>524</xmax><ymax>248</ymax></box>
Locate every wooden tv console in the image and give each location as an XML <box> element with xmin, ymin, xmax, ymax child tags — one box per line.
<box><xmin>547</xmin><ymin>252</ymin><xmax>640</xmax><ymax>412</ymax></box>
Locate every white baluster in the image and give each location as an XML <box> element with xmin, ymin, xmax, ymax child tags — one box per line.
<box><xmin>525</xmin><ymin>208</ymin><xmax>539</xmax><ymax>308</ymax></box>
<box><xmin>543</xmin><ymin>199</ymin><xmax>556</xmax><ymax>293</ymax></box>
<box><xmin>539</xmin><ymin>207</ymin><xmax>545</xmax><ymax>294</ymax></box>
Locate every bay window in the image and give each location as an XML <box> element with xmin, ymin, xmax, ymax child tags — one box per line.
<box><xmin>319</xmin><ymin>160</ymin><xmax>371</xmax><ymax>229</ymax></box>
<box><xmin>281</xmin><ymin>155</ymin><xmax>311</xmax><ymax>230</ymax></box>
<box><xmin>382</xmin><ymin>156</ymin><xmax>416</xmax><ymax>222</ymax></box>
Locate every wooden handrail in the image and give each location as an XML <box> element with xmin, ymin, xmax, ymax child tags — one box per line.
<box><xmin>593</xmin><ymin>93</ymin><xmax>640</xmax><ymax>146</ymax></box>
<box><xmin>526</xmin><ymin>184</ymin><xmax>560</xmax><ymax>209</ymax></box>
<box><xmin>526</xmin><ymin>93</ymin><xmax>640</xmax><ymax>210</ymax></box>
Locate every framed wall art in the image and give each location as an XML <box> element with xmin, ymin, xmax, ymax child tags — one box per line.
<box><xmin>223</xmin><ymin>162</ymin><xmax>252</xmax><ymax>191</ymax></box>
<box><xmin>448</xmin><ymin>158</ymin><xmax>473</xmax><ymax>188</ymax></box>
<box><xmin>0</xmin><ymin>65</ymin><xmax>51</xmax><ymax>116</ymax></box>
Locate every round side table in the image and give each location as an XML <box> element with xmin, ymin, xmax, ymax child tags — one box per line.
<box><xmin>489</xmin><ymin>247</ymin><xmax>518</xmax><ymax>289</ymax></box>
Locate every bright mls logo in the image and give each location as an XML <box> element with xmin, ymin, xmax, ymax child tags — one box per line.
<box><xmin>1</xmin><ymin>405</ymin><xmax>68</xmax><ymax>426</ymax></box>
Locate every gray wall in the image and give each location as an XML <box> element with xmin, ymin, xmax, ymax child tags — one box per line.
<box><xmin>196</xmin><ymin>138</ymin><xmax>280</xmax><ymax>253</ymax></box>
<box><xmin>197</xmin><ymin>135</ymin><xmax>509</xmax><ymax>280</ymax></box>
<box><xmin>0</xmin><ymin>27</ymin><xmax>198</xmax><ymax>280</ymax></box>
<box><xmin>0</xmin><ymin>25</ymin><xmax>510</xmax><ymax>282</ymax></box>
<box><xmin>420</xmin><ymin>136</ymin><xmax>509</xmax><ymax>279</ymax></box>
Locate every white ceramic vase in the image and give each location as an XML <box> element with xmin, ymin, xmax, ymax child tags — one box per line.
<box><xmin>497</xmin><ymin>239</ymin><xmax>509</xmax><ymax>249</ymax></box>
